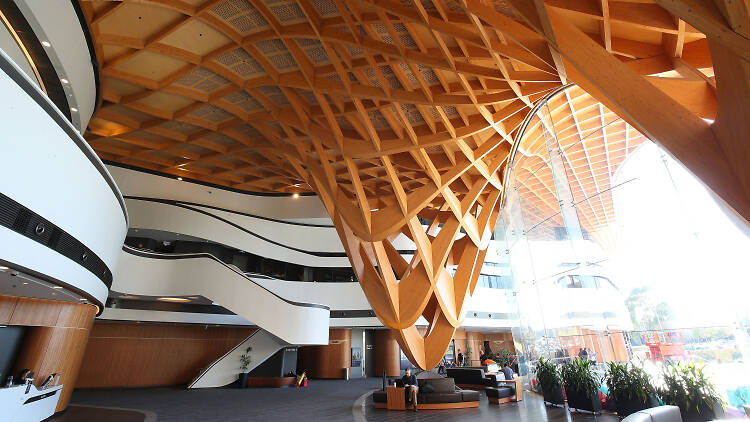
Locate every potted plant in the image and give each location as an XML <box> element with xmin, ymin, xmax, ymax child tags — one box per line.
<box><xmin>605</xmin><ymin>361</ymin><xmax>659</xmax><ymax>417</ymax></box>
<box><xmin>561</xmin><ymin>358</ymin><xmax>602</xmax><ymax>413</ymax></box>
<box><xmin>495</xmin><ymin>348</ymin><xmax>513</xmax><ymax>368</ymax></box>
<box><xmin>659</xmin><ymin>361</ymin><xmax>724</xmax><ymax>422</ymax></box>
<box><xmin>238</xmin><ymin>346</ymin><xmax>252</xmax><ymax>388</ymax></box>
<box><xmin>535</xmin><ymin>357</ymin><xmax>565</xmax><ymax>406</ymax></box>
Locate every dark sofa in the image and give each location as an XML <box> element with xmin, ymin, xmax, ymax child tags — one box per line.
<box><xmin>446</xmin><ymin>368</ymin><xmax>494</xmax><ymax>388</ymax></box>
<box><xmin>446</xmin><ymin>368</ymin><xmax>523</xmax><ymax>403</ymax></box>
<box><xmin>372</xmin><ymin>377</ymin><xmax>480</xmax><ymax>408</ymax></box>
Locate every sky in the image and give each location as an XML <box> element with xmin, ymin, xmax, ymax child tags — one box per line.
<box><xmin>609</xmin><ymin>142</ymin><xmax>750</xmax><ymax>328</ymax></box>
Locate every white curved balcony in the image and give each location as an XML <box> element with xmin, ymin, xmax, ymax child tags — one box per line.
<box><xmin>0</xmin><ymin>48</ymin><xmax>126</xmax><ymax>306</ymax></box>
<box><xmin>114</xmin><ymin>246</ymin><xmax>330</xmax><ymax>345</ymax></box>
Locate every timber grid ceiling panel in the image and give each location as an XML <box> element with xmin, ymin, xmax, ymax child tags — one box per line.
<box><xmin>79</xmin><ymin>0</ymin><xmax>747</xmax><ymax>369</ymax></box>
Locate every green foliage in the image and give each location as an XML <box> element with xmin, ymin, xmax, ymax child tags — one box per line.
<box><xmin>490</xmin><ymin>348</ymin><xmax>513</xmax><ymax>367</ymax></box>
<box><xmin>659</xmin><ymin>361</ymin><xmax>723</xmax><ymax>414</ymax></box>
<box><xmin>534</xmin><ymin>357</ymin><xmax>561</xmax><ymax>392</ymax></box>
<box><xmin>239</xmin><ymin>346</ymin><xmax>253</xmax><ymax>372</ymax></box>
<box><xmin>625</xmin><ymin>287</ymin><xmax>674</xmax><ymax>331</ymax></box>
<box><xmin>605</xmin><ymin>361</ymin><xmax>655</xmax><ymax>404</ymax></box>
<box><xmin>561</xmin><ymin>358</ymin><xmax>601</xmax><ymax>397</ymax></box>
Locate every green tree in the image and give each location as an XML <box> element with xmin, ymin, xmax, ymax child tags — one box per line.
<box><xmin>625</xmin><ymin>287</ymin><xmax>674</xmax><ymax>331</ymax></box>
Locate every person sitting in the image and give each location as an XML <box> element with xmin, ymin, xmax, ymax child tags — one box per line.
<box><xmin>402</xmin><ymin>368</ymin><xmax>418</xmax><ymax>411</ymax></box>
<box><xmin>501</xmin><ymin>364</ymin><xmax>514</xmax><ymax>381</ymax></box>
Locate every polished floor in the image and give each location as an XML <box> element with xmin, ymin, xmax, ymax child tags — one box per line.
<box><xmin>67</xmin><ymin>379</ymin><xmax>619</xmax><ymax>421</ymax></box>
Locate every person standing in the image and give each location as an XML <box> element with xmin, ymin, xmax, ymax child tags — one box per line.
<box><xmin>402</xmin><ymin>368</ymin><xmax>419</xmax><ymax>411</ymax></box>
<box><xmin>457</xmin><ymin>349</ymin><xmax>465</xmax><ymax>367</ymax></box>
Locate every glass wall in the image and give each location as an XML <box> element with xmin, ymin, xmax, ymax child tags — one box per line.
<box><xmin>502</xmin><ymin>86</ymin><xmax>750</xmax><ymax>410</ymax></box>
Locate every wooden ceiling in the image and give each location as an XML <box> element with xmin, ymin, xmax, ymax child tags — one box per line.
<box><xmin>78</xmin><ymin>0</ymin><xmax>714</xmax><ymax>198</ymax></box>
<box><xmin>76</xmin><ymin>0</ymin><xmax>750</xmax><ymax>370</ymax></box>
<box><xmin>511</xmin><ymin>85</ymin><xmax>647</xmax><ymax>242</ymax></box>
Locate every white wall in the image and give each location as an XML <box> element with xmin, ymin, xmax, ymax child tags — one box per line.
<box><xmin>109</xmin><ymin>165</ymin><xmax>330</xmax><ymax>221</ymax></box>
<box><xmin>114</xmin><ymin>249</ymin><xmax>330</xmax><ymax>345</ymax></box>
<box><xmin>0</xmin><ymin>49</ymin><xmax>126</xmax><ymax>305</ymax></box>
<box><xmin>126</xmin><ymin>198</ymin><xmax>350</xmax><ymax>267</ymax></box>
<box><xmin>189</xmin><ymin>330</ymin><xmax>287</xmax><ymax>389</ymax></box>
<box><xmin>253</xmin><ymin>278</ymin><xmax>370</xmax><ymax>310</ymax></box>
<box><xmin>14</xmin><ymin>0</ymin><xmax>97</xmax><ymax>131</ymax></box>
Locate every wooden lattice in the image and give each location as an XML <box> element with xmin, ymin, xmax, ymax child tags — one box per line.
<box><xmin>78</xmin><ymin>0</ymin><xmax>750</xmax><ymax>368</ymax></box>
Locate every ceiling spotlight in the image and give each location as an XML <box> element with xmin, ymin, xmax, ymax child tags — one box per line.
<box><xmin>177</xmin><ymin>177</ymin><xmax>183</xmax><ymax>181</ymax></box>
<box><xmin>41</xmin><ymin>41</ymin><xmax>51</xmax><ymax>47</ymax></box>
<box><xmin>52</xmin><ymin>286</ymin><xmax>63</xmax><ymax>289</ymax></box>
<box><xmin>292</xmin><ymin>193</ymin><xmax>300</xmax><ymax>199</ymax></box>
<box><xmin>60</xmin><ymin>78</ymin><xmax>69</xmax><ymax>84</ymax></box>
<box><xmin>70</xmin><ymin>107</ymin><xmax>78</xmax><ymax>112</ymax></box>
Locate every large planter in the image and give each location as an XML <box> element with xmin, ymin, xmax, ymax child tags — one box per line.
<box><xmin>680</xmin><ymin>401</ymin><xmax>724</xmax><ymax>422</ymax></box>
<box><xmin>615</xmin><ymin>394</ymin><xmax>659</xmax><ymax>417</ymax></box>
<box><xmin>565</xmin><ymin>386</ymin><xmax>602</xmax><ymax>413</ymax></box>
<box><xmin>239</xmin><ymin>372</ymin><xmax>249</xmax><ymax>389</ymax></box>
<box><xmin>542</xmin><ymin>384</ymin><xmax>565</xmax><ymax>405</ymax></box>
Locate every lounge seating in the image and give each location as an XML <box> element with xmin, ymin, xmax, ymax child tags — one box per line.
<box><xmin>372</xmin><ymin>377</ymin><xmax>479</xmax><ymax>410</ymax></box>
<box><xmin>446</xmin><ymin>368</ymin><xmax>494</xmax><ymax>389</ymax></box>
<box><xmin>622</xmin><ymin>405</ymin><xmax>682</xmax><ymax>422</ymax></box>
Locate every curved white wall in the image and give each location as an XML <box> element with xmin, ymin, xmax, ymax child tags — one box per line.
<box><xmin>114</xmin><ymin>248</ymin><xmax>329</xmax><ymax>345</ymax></box>
<box><xmin>126</xmin><ymin>198</ymin><xmax>349</xmax><ymax>267</ymax></box>
<box><xmin>14</xmin><ymin>0</ymin><xmax>97</xmax><ymax>131</ymax></box>
<box><xmin>0</xmin><ymin>48</ymin><xmax>126</xmax><ymax>305</ymax></box>
<box><xmin>109</xmin><ymin>165</ymin><xmax>330</xmax><ymax>221</ymax></box>
<box><xmin>126</xmin><ymin>198</ymin><xmax>415</xmax><ymax>267</ymax></box>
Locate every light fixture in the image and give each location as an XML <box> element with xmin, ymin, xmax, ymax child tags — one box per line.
<box><xmin>0</xmin><ymin>266</ymin><xmax>8</xmax><ymax>271</ymax></box>
<box><xmin>52</xmin><ymin>286</ymin><xmax>63</xmax><ymax>289</ymax></box>
<box><xmin>60</xmin><ymin>78</ymin><xmax>69</xmax><ymax>84</ymax></box>
<box><xmin>157</xmin><ymin>297</ymin><xmax>190</xmax><ymax>302</ymax></box>
<box><xmin>177</xmin><ymin>177</ymin><xmax>183</xmax><ymax>181</ymax></box>
<box><xmin>41</xmin><ymin>41</ymin><xmax>51</xmax><ymax>47</ymax></box>
<box><xmin>70</xmin><ymin>107</ymin><xmax>78</xmax><ymax>112</ymax></box>
<box><xmin>292</xmin><ymin>193</ymin><xmax>299</xmax><ymax>199</ymax></box>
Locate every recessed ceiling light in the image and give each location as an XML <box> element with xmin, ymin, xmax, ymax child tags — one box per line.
<box><xmin>292</xmin><ymin>193</ymin><xmax>299</xmax><ymax>199</ymax></box>
<box><xmin>70</xmin><ymin>107</ymin><xmax>78</xmax><ymax>112</ymax></box>
<box><xmin>79</xmin><ymin>298</ymin><xmax>87</xmax><ymax>301</ymax></box>
<box><xmin>41</xmin><ymin>41</ymin><xmax>51</xmax><ymax>47</ymax></box>
<box><xmin>52</xmin><ymin>286</ymin><xmax>63</xmax><ymax>289</ymax></box>
<box><xmin>60</xmin><ymin>78</ymin><xmax>69</xmax><ymax>84</ymax></box>
<box><xmin>158</xmin><ymin>297</ymin><xmax>190</xmax><ymax>302</ymax></box>
<box><xmin>177</xmin><ymin>177</ymin><xmax>183</xmax><ymax>181</ymax></box>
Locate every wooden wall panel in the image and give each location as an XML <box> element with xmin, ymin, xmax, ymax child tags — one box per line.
<box><xmin>298</xmin><ymin>328</ymin><xmax>351</xmax><ymax>379</ymax></box>
<box><xmin>1</xmin><ymin>295</ymin><xmax>97</xmax><ymax>412</ymax></box>
<box><xmin>375</xmin><ymin>329</ymin><xmax>400</xmax><ymax>377</ymax></box>
<box><xmin>0</xmin><ymin>295</ymin><xmax>17</xmax><ymax>323</ymax></box>
<box><xmin>75</xmin><ymin>322</ymin><xmax>255</xmax><ymax>388</ymax></box>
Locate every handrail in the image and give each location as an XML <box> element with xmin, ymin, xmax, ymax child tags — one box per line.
<box><xmin>122</xmin><ymin>245</ymin><xmax>330</xmax><ymax>310</ymax></box>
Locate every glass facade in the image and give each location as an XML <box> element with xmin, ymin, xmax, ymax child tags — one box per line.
<box><xmin>500</xmin><ymin>86</ymin><xmax>750</xmax><ymax>409</ymax></box>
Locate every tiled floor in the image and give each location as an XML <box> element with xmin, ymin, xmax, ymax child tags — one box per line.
<box><xmin>67</xmin><ymin>379</ymin><xmax>619</xmax><ymax>421</ymax></box>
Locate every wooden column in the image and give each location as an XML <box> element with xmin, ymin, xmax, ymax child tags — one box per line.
<box><xmin>0</xmin><ymin>295</ymin><xmax>97</xmax><ymax>412</ymax></box>
<box><xmin>297</xmin><ymin>328</ymin><xmax>351</xmax><ymax>379</ymax></box>
<box><xmin>374</xmin><ymin>329</ymin><xmax>400</xmax><ymax>377</ymax></box>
